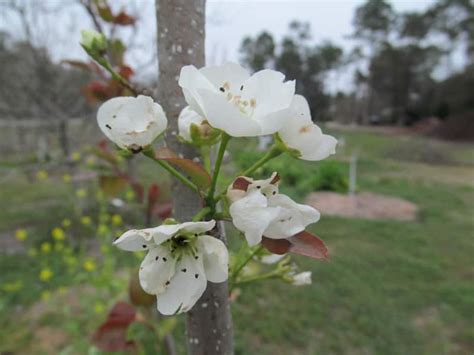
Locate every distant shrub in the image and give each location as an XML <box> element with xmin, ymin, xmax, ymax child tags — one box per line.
<box><xmin>232</xmin><ymin>147</ymin><xmax>348</xmax><ymax>199</ymax></box>
<box><xmin>384</xmin><ymin>140</ymin><xmax>454</xmax><ymax>165</ymax></box>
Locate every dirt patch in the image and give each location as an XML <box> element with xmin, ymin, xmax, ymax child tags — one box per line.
<box><xmin>306</xmin><ymin>192</ymin><xmax>418</xmax><ymax>221</ymax></box>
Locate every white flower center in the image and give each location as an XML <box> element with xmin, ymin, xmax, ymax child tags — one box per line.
<box><xmin>219</xmin><ymin>81</ymin><xmax>257</xmax><ymax>117</ymax></box>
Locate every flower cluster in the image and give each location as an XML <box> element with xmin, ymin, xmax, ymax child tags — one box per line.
<box><xmin>95</xmin><ymin>61</ymin><xmax>337</xmax><ymax>315</ymax></box>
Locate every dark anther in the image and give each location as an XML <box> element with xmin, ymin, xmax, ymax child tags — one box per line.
<box><xmin>155</xmin><ymin>256</ymin><xmax>159</xmax><ymax>261</ymax></box>
<box><xmin>256</xmin><ymin>185</ymin><xmax>261</xmax><ymax>189</ymax></box>
<box><xmin>195</xmin><ymin>233</ymin><xmax>198</xmax><ymax>237</ymax></box>
<box><xmin>165</xmin><ymin>281</ymin><xmax>170</xmax><ymax>285</ymax></box>
<box><xmin>130</xmin><ymin>146</ymin><xmax>143</xmax><ymax>154</ymax></box>
<box><xmin>112</xmin><ymin>115</ymin><xmax>117</xmax><ymax>118</ymax></box>
<box><xmin>272</xmin><ymin>191</ymin><xmax>276</xmax><ymax>195</ymax></box>
<box><xmin>240</xmin><ymin>85</ymin><xmax>244</xmax><ymax>91</ymax></box>
<box><xmin>194</xmin><ymin>256</ymin><xmax>199</xmax><ymax>260</ymax></box>
<box><xmin>219</xmin><ymin>87</ymin><xmax>225</xmax><ymax>92</ymax></box>
<box><xmin>105</xmin><ymin>124</ymin><xmax>112</xmax><ymax>130</ymax></box>
<box><xmin>182</xmin><ymin>268</ymin><xmax>187</xmax><ymax>272</ymax></box>
<box><xmin>262</xmin><ymin>193</ymin><xmax>267</xmax><ymax>197</ymax></box>
<box><xmin>163</xmin><ymin>257</ymin><xmax>167</xmax><ymax>262</ymax></box>
<box><xmin>142</xmin><ymin>244</ymin><xmax>147</xmax><ymax>248</ymax></box>
<box><xmin>194</xmin><ymin>274</ymin><xmax>199</xmax><ymax>279</ymax></box>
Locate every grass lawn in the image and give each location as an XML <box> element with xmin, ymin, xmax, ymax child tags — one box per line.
<box><xmin>1</xmin><ymin>128</ymin><xmax>473</xmax><ymax>354</ymax></box>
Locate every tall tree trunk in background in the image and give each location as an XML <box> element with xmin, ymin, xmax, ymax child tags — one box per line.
<box><xmin>155</xmin><ymin>1</ymin><xmax>234</xmax><ymax>354</ymax></box>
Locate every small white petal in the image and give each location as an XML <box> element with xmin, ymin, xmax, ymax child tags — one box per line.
<box><xmin>230</xmin><ymin>190</ymin><xmax>280</xmax><ymax>246</ymax></box>
<box><xmin>264</xmin><ymin>194</ymin><xmax>320</xmax><ymax>239</ymax></box>
<box><xmin>156</xmin><ymin>253</ymin><xmax>207</xmax><ymax>315</ymax></box>
<box><xmin>178</xmin><ymin>106</ymin><xmax>205</xmax><ymax>142</ymax></box>
<box><xmin>197</xmin><ymin>235</ymin><xmax>229</xmax><ymax>283</ymax></box>
<box><xmin>113</xmin><ymin>228</ymin><xmax>155</xmax><ymax>251</ymax></box>
<box><xmin>97</xmin><ymin>95</ymin><xmax>168</xmax><ymax>150</ymax></box>
<box><xmin>152</xmin><ymin>221</ymin><xmax>216</xmax><ymax>245</ymax></box>
<box><xmin>199</xmin><ymin>62</ymin><xmax>250</xmax><ymax>92</ymax></box>
<box><xmin>139</xmin><ymin>246</ymin><xmax>176</xmax><ymax>295</ymax></box>
<box><xmin>260</xmin><ymin>253</ymin><xmax>286</xmax><ymax>265</ymax></box>
<box><xmin>279</xmin><ymin>95</ymin><xmax>337</xmax><ymax>161</ymax></box>
<box><xmin>291</xmin><ymin>271</ymin><xmax>312</xmax><ymax>286</ymax></box>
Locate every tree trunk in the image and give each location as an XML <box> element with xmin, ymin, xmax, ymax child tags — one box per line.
<box><xmin>155</xmin><ymin>1</ymin><xmax>234</xmax><ymax>354</ymax></box>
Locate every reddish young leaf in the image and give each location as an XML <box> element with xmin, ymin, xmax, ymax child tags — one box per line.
<box><xmin>261</xmin><ymin>237</ymin><xmax>291</xmax><ymax>255</ymax></box>
<box><xmin>288</xmin><ymin>231</ymin><xmax>329</xmax><ymax>260</ymax></box>
<box><xmin>232</xmin><ymin>176</ymin><xmax>252</xmax><ymax>191</ymax></box>
<box><xmin>129</xmin><ymin>273</ymin><xmax>155</xmax><ymax>307</ymax></box>
<box><xmin>262</xmin><ymin>231</ymin><xmax>329</xmax><ymax>260</ymax></box>
<box><xmin>114</xmin><ymin>11</ymin><xmax>137</xmax><ymax>25</ymax></box>
<box><xmin>152</xmin><ymin>202</ymin><xmax>173</xmax><ymax>219</ymax></box>
<box><xmin>99</xmin><ymin>175</ymin><xmax>128</xmax><ymax>196</ymax></box>
<box><xmin>91</xmin><ymin>301</ymin><xmax>137</xmax><ymax>352</ymax></box>
<box><xmin>154</xmin><ymin>147</ymin><xmax>211</xmax><ymax>190</ymax></box>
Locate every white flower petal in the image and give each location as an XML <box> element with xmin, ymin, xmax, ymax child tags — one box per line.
<box><xmin>260</xmin><ymin>253</ymin><xmax>286</xmax><ymax>264</ymax></box>
<box><xmin>264</xmin><ymin>194</ymin><xmax>320</xmax><ymax>239</ymax></box>
<box><xmin>178</xmin><ymin>106</ymin><xmax>205</xmax><ymax>142</ymax></box>
<box><xmin>113</xmin><ymin>228</ymin><xmax>155</xmax><ymax>251</ymax></box>
<box><xmin>178</xmin><ymin>220</ymin><xmax>216</xmax><ymax>235</ymax></box>
<box><xmin>139</xmin><ymin>246</ymin><xmax>176</xmax><ymax>295</ymax></box>
<box><xmin>242</xmin><ymin>69</ymin><xmax>295</xmax><ymax>122</ymax></box>
<box><xmin>291</xmin><ymin>271</ymin><xmax>312</xmax><ymax>286</ymax></box>
<box><xmin>199</xmin><ymin>62</ymin><xmax>250</xmax><ymax>92</ymax></box>
<box><xmin>178</xmin><ymin>65</ymin><xmax>216</xmax><ymax>117</ymax></box>
<box><xmin>197</xmin><ymin>89</ymin><xmax>261</xmax><ymax>137</ymax></box>
<box><xmin>197</xmin><ymin>235</ymin><xmax>229</xmax><ymax>283</ymax></box>
<box><xmin>156</xmin><ymin>253</ymin><xmax>207</xmax><ymax>315</ymax></box>
<box><xmin>152</xmin><ymin>224</ymin><xmax>182</xmax><ymax>245</ymax></box>
<box><xmin>279</xmin><ymin>95</ymin><xmax>337</xmax><ymax>161</ymax></box>
<box><xmin>230</xmin><ymin>190</ymin><xmax>281</xmax><ymax>246</ymax></box>
<box><xmin>97</xmin><ymin>95</ymin><xmax>167</xmax><ymax>150</ymax></box>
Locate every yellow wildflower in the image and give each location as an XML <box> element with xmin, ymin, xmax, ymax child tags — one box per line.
<box><xmin>71</xmin><ymin>151</ymin><xmax>81</xmax><ymax>161</ymax></box>
<box><xmin>76</xmin><ymin>188</ymin><xmax>87</xmax><ymax>198</ymax></box>
<box><xmin>125</xmin><ymin>190</ymin><xmax>135</xmax><ymax>201</ymax></box>
<box><xmin>52</xmin><ymin>227</ymin><xmax>65</xmax><ymax>241</ymax></box>
<box><xmin>41</xmin><ymin>291</ymin><xmax>51</xmax><ymax>301</ymax></box>
<box><xmin>94</xmin><ymin>302</ymin><xmax>105</xmax><ymax>314</ymax></box>
<box><xmin>81</xmin><ymin>216</ymin><xmax>92</xmax><ymax>226</ymax></box>
<box><xmin>63</xmin><ymin>174</ymin><xmax>72</xmax><ymax>183</ymax></box>
<box><xmin>97</xmin><ymin>224</ymin><xmax>109</xmax><ymax>236</ymax></box>
<box><xmin>86</xmin><ymin>156</ymin><xmax>95</xmax><ymax>167</ymax></box>
<box><xmin>39</xmin><ymin>268</ymin><xmax>53</xmax><ymax>281</ymax></box>
<box><xmin>100</xmin><ymin>245</ymin><xmax>109</xmax><ymax>254</ymax></box>
<box><xmin>36</xmin><ymin>170</ymin><xmax>48</xmax><ymax>180</ymax></box>
<box><xmin>3</xmin><ymin>280</ymin><xmax>23</xmax><ymax>292</ymax></box>
<box><xmin>62</xmin><ymin>218</ymin><xmax>71</xmax><ymax>228</ymax></box>
<box><xmin>15</xmin><ymin>229</ymin><xmax>27</xmax><ymax>241</ymax></box>
<box><xmin>41</xmin><ymin>242</ymin><xmax>52</xmax><ymax>253</ymax></box>
<box><xmin>111</xmin><ymin>214</ymin><xmax>122</xmax><ymax>226</ymax></box>
<box><xmin>83</xmin><ymin>259</ymin><xmax>96</xmax><ymax>272</ymax></box>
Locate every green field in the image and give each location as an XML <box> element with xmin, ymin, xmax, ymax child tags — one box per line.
<box><xmin>1</xmin><ymin>128</ymin><xmax>473</xmax><ymax>354</ymax></box>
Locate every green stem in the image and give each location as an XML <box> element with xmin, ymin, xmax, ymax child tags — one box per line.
<box><xmin>192</xmin><ymin>207</ymin><xmax>211</xmax><ymax>222</ymax></box>
<box><xmin>200</xmin><ymin>146</ymin><xmax>211</xmax><ymax>173</ymax></box>
<box><xmin>207</xmin><ymin>133</ymin><xmax>231</xmax><ymax>205</ymax></box>
<box><xmin>241</xmin><ymin>144</ymin><xmax>283</xmax><ymax>176</ymax></box>
<box><xmin>143</xmin><ymin>151</ymin><xmax>199</xmax><ymax>193</ymax></box>
<box><xmin>230</xmin><ymin>245</ymin><xmax>263</xmax><ymax>284</ymax></box>
<box><xmin>235</xmin><ymin>270</ymin><xmax>280</xmax><ymax>285</ymax></box>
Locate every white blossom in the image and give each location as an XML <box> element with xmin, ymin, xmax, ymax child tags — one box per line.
<box><xmin>178</xmin><ymin>62</ymin><xmax>295</xmax><ymax>137</ymax></box>
<box><xmin>278</xmin><ymin>95</ymin><xmax>337</xmax><ymax>161</ymax></box>
<box><xmin>114</xmin><ymin>220</ymin><xmax>228</xmax><ymax>315</ymax></box>
<box><xmin>228</xmin><ymin>173</ymin><xmax>320</xmax><ymax>246</ymax></box>
<box><xmin>97</xmin><ymin>95</ymin><xmax>167</xmax><ymax>152</ymax></box>
<box><xmin>290</xmin><ymin>271</ymin><xmax>312</xmax><ymax>286</ymax></box>
<box><xmin>259</xmin><ymin>253</ymin><xmax>286</xmax><ymax>265</ymax></box>
<box><xmin>178</xmin><ymin>106</ymin><xmax>205</xmax><ymax>142</ymax></box>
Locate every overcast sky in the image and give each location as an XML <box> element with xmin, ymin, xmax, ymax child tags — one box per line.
<box><xmin>206</xmin><ymin>0</ymin><xmax>434</xmax><ymax>64</ymax></box>
<box><xmin>1</xmin><ymin>0</ymin><xmax>443</xmax><ymax>91</ymax></box>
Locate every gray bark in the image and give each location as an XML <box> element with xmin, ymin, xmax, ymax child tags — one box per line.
<box><xmin>155</xmin><ymin>1</ymin><xmax>234</xmax><ymax>354</ymax></box>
